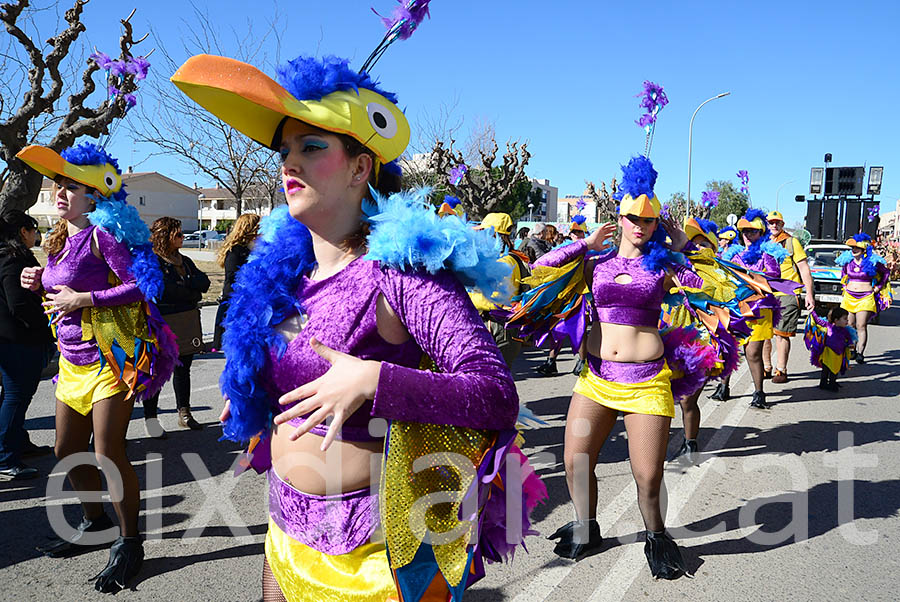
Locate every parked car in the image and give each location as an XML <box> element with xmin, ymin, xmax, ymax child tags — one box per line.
<box><xmin>183</xmin><ymin>230</ymin><xmax>222</xmax><ymax>248</ymax></box>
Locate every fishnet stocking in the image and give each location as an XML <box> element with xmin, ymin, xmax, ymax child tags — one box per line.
<box><xmin>262</xmin><ymin>558</ymin><xmax>287</xmax><ymax>602</ymax></box>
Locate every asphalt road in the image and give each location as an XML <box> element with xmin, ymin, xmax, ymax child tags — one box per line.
<box><xmin>1</xmin><ymin>303</ymin><xmax>898</xmax><ymax>601</ymax></box>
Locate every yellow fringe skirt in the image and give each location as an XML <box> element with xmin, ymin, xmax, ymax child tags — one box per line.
<box><xmin>265</xmin><ymin>519</ymin><xmax>397</xmax><ymax>602</ymax></box>
<box><xmin>840</xmin><ymin>290</ymin><xmax>877</xmax><ymax>314</ymax></box>
<box><xmin>573</xmin><ymin>359</ymin><xmax>675</xmax><ymax>417</ymax></box>
<box><xmin>55</xmin><ymin>356</ymin><xmax>130</xmax><ymax>416</ymax></box>
<box><xmin>743</xmin><ymin>309</ymin><xmax>774</xmax><ymax>343</ymax></box>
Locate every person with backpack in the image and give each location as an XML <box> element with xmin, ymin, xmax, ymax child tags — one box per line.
<box><xmin>762</xmin><ymin>211</ymin><xmax>815</xmax><ymax>383</ymax></box>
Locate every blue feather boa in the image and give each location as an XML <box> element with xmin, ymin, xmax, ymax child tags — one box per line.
<box><xmin>837</xmin><ymin>248</ymin><xmax>885</xmax><ymax>277</ymax></box>
<box><xmin>220</xmin><ymin>206</ymin><xmax>314</xmax><ymax>442</ymax></box>
<box><xmin>86</xmin><ymin>197</ymin><xmax>163</xmax><ymax>301</ymax></box>
<box><xmin>721</xmin><ymin>240</ymin><xmax>788</xmax><ymax>266</ymax></box>
<box><xmin>221</xmin><ymin>191</ymin><xmax>513</xmax><ymax>442</ymax></box>
<box><xmin>363</xmin><ymin>188</ymin><xmax>512</xmax><ymax>303</ymax></box>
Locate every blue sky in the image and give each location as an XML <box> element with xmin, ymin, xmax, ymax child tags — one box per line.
<box><xmin>9</xmin><ymin>0</ymin><xmax>898</xmax><ymax>227</ymax></box>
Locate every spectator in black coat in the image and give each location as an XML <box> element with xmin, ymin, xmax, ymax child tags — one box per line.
<box><xmin>212</xmin><ymin>213</ymin><xmax>260</xmax><ymax>350</ymax></box>
<box><xmin>143</xmin><ymin>217</ymin><xmax>210</xmax><ymax>437</ymax></box>
<box><xmin>0</xmin><ymin>210</ymin><xmax>54</xmax><ymax>479</ymax></box>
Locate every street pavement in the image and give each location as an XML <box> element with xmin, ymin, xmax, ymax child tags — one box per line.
<box><xmin>1</xmin><ymin>303</ymin><xmax>899</xmax><ymax>601</ymax></box>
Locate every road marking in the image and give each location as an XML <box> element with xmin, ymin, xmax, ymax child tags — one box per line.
<box><xmin>513</xmin><ymin>364</ymin><xmax>752</xmax><ymax>602</ymax></box>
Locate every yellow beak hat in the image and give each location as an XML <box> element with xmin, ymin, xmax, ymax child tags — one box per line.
<box><xmin>845</xmin><ymin>233</ymin><xmax>872</xmax><ymax>249</ymax></box>
<box><xmin>570</xmin><ymin>214</ymin><xmax>588</xmax><ymax>232</ymax></box>
<box><xmin>684</xmin><ymin>217</ymin><xmax>719</xmax><ymax>247</ymax></box>
<box><xmin>476</xmin><ymin>212</ymin><xmax>514</xmax><ymax>236</ymax></box>
<box><xmin>437</xmin><ymin>195</ymin><xmax>465</xmax><ymax>218</ymax></box>
<box><xmin>171</xmin><ymin>54</ymin><xmax>410</xmax><ymax>165</ymax></box>
<box><xmin>15</xmin><ymin>143</ymin><xmax>123</xmax><ymax>198</ymax></box>
<box><xmin>616</xmin><ymin>156</ymin><xmax>661</xmax><ymax>218</ymax></box>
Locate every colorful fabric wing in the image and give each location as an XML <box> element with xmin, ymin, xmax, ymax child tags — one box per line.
<box><xmin>502</xmin><ymin>252</ymin><xmax>595</xmax><ymax>353</ymax></box>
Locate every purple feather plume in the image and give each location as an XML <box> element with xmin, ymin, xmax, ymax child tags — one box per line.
<box><xmin>662</xmin><ymin>326</ymin><xmax>720</xmax><ymax>401</ymax></box>
<box><xmin>373</xmin><ymin>0</ymin><xmax>432</xmax><ymax>40</ymax></box>
<box><xmin>449</xmin><ymin>163</ymin><xmax>468</xmax><ymax>185</ymax></box>
<box><xmin>701</xmin><ymin>190</ymin><xmax>720</xmax><ymax>209</ymax></box>
<box><xmin>635</xmin><ymin>80</ymin><xmax>669</xmax><ymax>129</ymax></box>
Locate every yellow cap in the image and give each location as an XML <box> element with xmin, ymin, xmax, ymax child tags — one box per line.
<box><xmin>618</xmin><ymin>193</ymin><xmax>661</xmax><ymax>219</ymax></box>
<box><xmin>16</xmin><ymin>145</ymin><xmax>122</xmax><ymax>197</ymax></box>
<box><xmin>766</xmin><ymin>210</ymin><xmax>784</xmax><ymax>222</ymax></box>
<box><xmin>171</xmin><ymin>54</ymin><xmax>410</xmax><ymax>163</ymax></box>
<box><xmin>476</xmin><ymin>213</ymin><xmax>513</xmax><ymax>236</ymax></box>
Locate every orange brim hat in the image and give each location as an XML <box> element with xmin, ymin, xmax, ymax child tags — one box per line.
<box><xmin>618</xmin><ymin>193</ymin><xmax>661</xmax><ymax>219</ymax></box>
<box><xmin>171</xmin><ymin>54</ymin><xmax>410</xmax><ymax>164</ymax></box>
<box><xmin>845</xmin><ymin>238</ymin><xmax>869</xmax><ymax>248</ymax></box>
<box><xmin>15</xmin><ymin>145</ymin><xmax>122</xmax><ymax>197</ymax></box>
<box><xmin>737</xmin><ymin>217</ymin><xmax>766</xmax><ymax>231</ymax></box>
<box><xmin>684</xmin><ymin>217</ymin><xmax>717</xmax><ymax>247</ymax></box>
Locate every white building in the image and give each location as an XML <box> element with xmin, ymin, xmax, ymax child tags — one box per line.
<box><xmin>529</xmin><ymin>178</ymin><xmax>558</xmax><ymax>222</ymax></box>
<box><xmin>197</xmin><ymin>184</ymin><xmax>282</xmax><ymax>230</ymax></box>
<box><xmin>31</xmin><ymin>172</ymin><xmax>200</xmax><ymax>231</ymax></box>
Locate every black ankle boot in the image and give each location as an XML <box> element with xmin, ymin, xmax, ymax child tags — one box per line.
<box><xmin>38</xmin><ymin>512</ymin><xmax>115</xmax><ymax>558</ymax></box>
<box><xmin>818</xmin><ymin>368</ymin><xmax>830</xmax><ymax>390</ymax></box>
<box><xmin>671</xmin><ymin>439</ymin><xmax>700</xmax><ymax>464</ymax></box>
<box><xmin>709</xmin><ymin>382</ymin><xmax>730</xmax><ymax>401</ymax></box>
<box><xmin>749</xmin><ymin>390</ymin><xmax>770</xmax><ymax>409</ymax></box>
<box><xmin>548</xmin><ymin>519</ymin><xmax>603</xmax><ymax>559</ymax></box>
<box><xmin>536</xmin><ymin>358</ymin><xmax>558</xmax><ymax>377</ymax></box>
<box><xmin>93</xmin><ymin>536</ymin><xmax>144</xmax><ymax>593</ymax></box>
<box><xmin>644</xmin><ymin>530</ymin><xmax>687</xmax><ymax>579</ymax></box>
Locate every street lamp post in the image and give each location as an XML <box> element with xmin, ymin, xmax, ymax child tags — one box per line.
<box><xmin>687</xmin><ymin>92</ymin><xmax>731</xmax><ymax>218</ymax></box>
<box><xmin>775</xmin><ymin>179</ymin><xmax>795</xmax><ymax>211</ymax></box>
<box><xmin>528</xmin><ymin>203</ymin><xmax>534</xmax><ymax>222</ymax></box>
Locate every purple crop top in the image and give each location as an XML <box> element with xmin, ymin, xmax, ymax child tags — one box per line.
<box><xmin>842</xmin><ymin>260</ymin><xmax>888</xmax><ymax>286</ymax></box>
<box><xmin>535</xmin><ymin>239</ymin><xmax>703</xmax><ymax>328</ymax></box>
<box><xmin>42</xmin><ymin>226</ymin><xmax>143</xmax><ymax>365</ymax></box>
<box><xmin>729</xmin><ymin>250</ymin><xmax>781</xmax><ymax>280</ymax></box>
<box><xmin>263</xmin><ymin>257</ymin><xmax>518</xmax><ymax>442</ymax></box>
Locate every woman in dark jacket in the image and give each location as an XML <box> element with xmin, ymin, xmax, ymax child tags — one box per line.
<box><xmin>144</xmin><ymin>217</ymin><xmax>210</xmax><ymax>436</ymax></box>
<box><xmin>212</xmin><ymin>213</ymin><xmax>259</xmax><ymax>350</ymax></box>
<box><xmin>0</xmin><ymin>210</ymin><xmax>54</xmax><ymax>479</ymax></box>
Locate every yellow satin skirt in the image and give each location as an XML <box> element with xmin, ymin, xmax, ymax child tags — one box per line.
<box><xmin>840</xmin><ymin>290</ymin><xmax>877</xmax><ymax>314</ymax></box>
<box><xmin>573</xmin><ymin>361</ymin><xmax>675</xmax><ymax>418</ymax></box>
<box><xmin>744</xmin><ymin>309</ymin><xmax>774</xmax><ymax>343</ymax></box>
<box><xmin>56</xmin><ymin>356</ymin><xmax>130</xmax><ymax>416</ymax></box>
<box><xmin>265</xmin><ymin>519</ymin><xmax>398</xmax><ymax>602</ymax></box>
<box><xmin>820</xmin><ymin>347</ymin><xmax>848</xmax><ymax>375</ymax></box>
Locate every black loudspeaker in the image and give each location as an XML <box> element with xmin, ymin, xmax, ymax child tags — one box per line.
<box><xmin>844</xmin><ymin>201</ymin><xmax>862</xmax><ymax>238</ymax></box>
<box><xmin>806</xmin><ymin>201</ymin><xmax>822</xmax><ymax>238</ymax></box>
<box><xmin>822</xmin><ymin>201</ymin><xmax>839</xmax><ymax>240</ymax></box>
<box><xmin>862</xmin><ymin>201</ymin><xmax>880</xmax><ymax>239</ymax></box>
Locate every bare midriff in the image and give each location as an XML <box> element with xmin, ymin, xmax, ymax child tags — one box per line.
<box><xmin>846</xmin><ymin>280</ymin><xmax>873</xmax><ymax>293</ymax></box>
<box><xmin>270</xmin><ymin>426</ymin><xmax>383</xmax><ymax>495</ymax></box>
<box><xmin>587</xmin><ymin>321</ymin><xmax>665</xmax><ymax>363</ymax></box>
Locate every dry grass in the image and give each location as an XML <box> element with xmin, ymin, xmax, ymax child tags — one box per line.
<box><xmin>33</xmin><ymin>250</ymin><xmax>225</xmax><ymax>304</ymax></box>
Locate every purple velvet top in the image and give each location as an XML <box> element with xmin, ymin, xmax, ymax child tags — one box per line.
<box><xmin>730</xmin><ymin>250</ymin><xmax>781</xmax><ymax>280</ymax></box>
<box><xmin>842</xmin><ymin>259</ymin><xmax>889</xmax><ymax>286</ymax></box>
<box><xmin>811</xmin><ymin>312</ymin><xmax>855</xmax><ymax>354</ymax></box>
<box><xmin>263</xmin><ymin>258</ymin><xmax>518</xmax><ymax>441</ymax></box>
<box><xmin>42</xmin><ymin>226</ymin><xmax>143</xmax><ymax>365</ymax></box>
<box><xmin>535</xmin><ymin>239</ymin><xmax>703</xmax><ymax>328</ymax></box>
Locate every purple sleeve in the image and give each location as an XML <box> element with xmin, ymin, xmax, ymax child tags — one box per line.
<box><xmin>811</xmin><ymin>311</ymin><xmax>829</xmax><ymax>329</ymax></box>
<box><xmin>876</xmin><ymin>263</ymin><xmax>890</xmax><ymax>287</ymax></box>
<box><xmin>672</xmin><ymin>261</ymin><xmax>704</xmax><ymax>289</ymax></box>
<box><xmin>762</xmin><ymin>253</ymin><xmax>781</xmax><ymax>279</ymax></box>
<box><xmin>534</xmin><ymin>239</ymin><xmax>587</xmax><ymax>268</ymax></box>
<box><xmin>371</xmin><ymin>268</ymin><xmax>518</xmax><ymax>430</ymax></box>
<box><xmin>90</xmin><ymin>228</ymin><xmax>143</xmax><ymax>307</ymax></box>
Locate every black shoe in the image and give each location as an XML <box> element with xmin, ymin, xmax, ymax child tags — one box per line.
<box><xmin>572</xmin><ymin>357</ymin><xmax>585</xmax><ymax>376</ymax></box>
<box><xmin>21</xmin><ymin>441</ymin><xmax>53</xmax><ymax>458</ymax></box>
<box><xmin>644</xmin><ymin>530</ymin><xmax>687</xmax><ymax>580</ymax></box>
<box><xmin>749</xmin><ymin>390</ymin><xmax>770</xmax><ymax>409</ymax></box>
<box><xmin>536</xmin><ymin>360</ymin><xmax>558</xmax><ymax>377</ymax></box>
<box><xmin>856</xmin><ymin>353</ymin><xmax>865</xmax><ymax>365</ymax></box>
<box><xmin>93</xmin><ymin>536</ymin><xmax>144</xmax><ymax>594</ymax></box>
<box><xmin>709</xmin><ymin>382</ymin><xmax>730</xmax><ymax>401</ymax></box>
<box><xmin>37</xmin><ymin>513</ymin><xmax>115</xmax><ymax>558</ymax></box>
<box><xmin>0</xmin><ymin>464</ymin><xmax>38</xmax><ymax>480</ymax></box>
<box><xmin>548</xmin><ymin>519</ymin><xmax>603</xmax><ymax>560</ymax></box>
<box><xmin>671</xmin><ymin>439</ymin><xmax>700</xmax><ymax>464</ymax></box>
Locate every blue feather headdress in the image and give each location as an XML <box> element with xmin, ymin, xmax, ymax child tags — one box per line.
<box><xmin>736</xmin><ymin>208</ymin><xmax>776</xmax><ymax>265</ymax></box>
<box><xmin>837</xmin><ymin>234</ymin><xmax>885</xmax><ymax>277</ymax></box>
<box><xmin>696</xmin><ymin>218</ymin><xmax>718</xmax><ymax>236</ymax></box>
<box><xmin>276</xmin><ymin>55</ymin><xmax>399</xmax><ymax>104</ymax></box>
<box><xmin>63</xmin><ymin>141</ymin><xmax>162</xmax><ymax>301</ymax></box>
